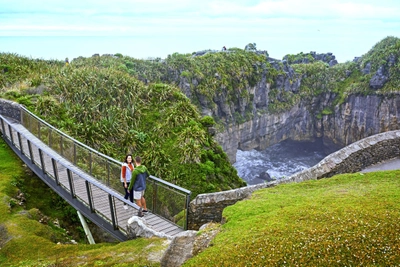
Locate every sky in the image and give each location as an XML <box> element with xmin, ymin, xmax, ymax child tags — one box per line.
<box><xmin>1</xmin><ymin>0</ymin><xmax>399</xmax><ymax>63</ymax></box>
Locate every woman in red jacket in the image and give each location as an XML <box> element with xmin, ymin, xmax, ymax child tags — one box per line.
<box><xmin>120</xmin><ymin>154</ymin><xmax>134</xmax><ymax>209</ymax></box>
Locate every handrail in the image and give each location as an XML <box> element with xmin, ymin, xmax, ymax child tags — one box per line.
<box><xmin>149</xmin><ymin>175</ymin><xmax>192</xmax><ymax>195</ymax></box>
<box><xmin>17</xmin><ymin>105</ymin><xmax>191</xmax><ymax>230</ymax></box>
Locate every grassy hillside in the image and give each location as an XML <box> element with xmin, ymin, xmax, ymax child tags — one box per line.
<box><xmin>0</xmin><ymin>53</ymin><xmax>246</xmax><ymax>198</ymax></box>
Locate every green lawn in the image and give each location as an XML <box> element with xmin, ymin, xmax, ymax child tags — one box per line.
<box><xmin>184</xmin><ymin>171</ymin><xmax>400</xmax><ymax>266</ymax></box>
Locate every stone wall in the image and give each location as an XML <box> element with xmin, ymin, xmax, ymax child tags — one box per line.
<box><xmin>187</xmin><ymin>182</ymin><xmax>277</xmax><ymax>230</ymax></box>
<box><xmin>188</xmin><ymin>130</ymin><xmax>400</xmax><ymax>230</ymax></box>
<box><xmin>0</xmin><ymin>99</ymin><xmax>21</xmax><ymax>122</ymax></box>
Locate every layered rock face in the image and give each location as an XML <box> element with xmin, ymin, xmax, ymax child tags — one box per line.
<box><xmin>320</xmin><ymin>94</ymin><xmax>400</xmax><ymax>146</ymax></box>
<box><xmin>178</xmin><ymin>53</ymin><xmax>400</xmax><ymax>163</ymax></box>
<box><xmin>215</xmin><ymin>101</ymin><xmax>316</xmax><ymax>162</ymax></box>
<box><xmin>216</xmin><ymin>91</ymin><xmax>400</xmax><ymax>163</ymax></box>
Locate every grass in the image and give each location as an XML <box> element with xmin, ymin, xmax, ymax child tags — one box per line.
<box><xmin>0</xmin><ymin>138</ymin><xmax>169</xmax><ymax>267</ymax></box>
<box><xmin>183</xmin><ymin>171</ymin><xmax>400</xmax><ymax>266</ymax></box>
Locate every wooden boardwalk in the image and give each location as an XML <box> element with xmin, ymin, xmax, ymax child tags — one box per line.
<box><xmin>1</xmin><ymin>115</ymin><xmax>184</xmax><ymax>241</ymax></box>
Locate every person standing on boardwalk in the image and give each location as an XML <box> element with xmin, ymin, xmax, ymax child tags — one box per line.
<box><xmin>120</xmin><ymin>154</ymin><xmax>134</xmax><ymax>209</ymax></box>
<box><xmin>128</xmin><ymin>156</ymin><xmax>149</xmax><ymax>217</ymax></box>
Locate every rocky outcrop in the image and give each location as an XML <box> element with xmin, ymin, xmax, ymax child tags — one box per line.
<box><xmin>160</xmin><ymin>230</ymin><xmax>197</xmax><ymax>267</ymax></box>
<box><xmin>284</xmin><ymin>51</ymin><xmax>338</xmax><ymax>66</ymax></box>
<box><xmin>126</xmin><ymin>216</ymin><xmax>174</xmax><ymax>240</ymax></box>
<box><xmin>370</xmin><ymin>66</ymin><xmax>389</xmax><ymax>89</ymax></box>
<box><xmin>320</xmin><ymin>94</ymin><xmax>400</xmax><ymax>147</ymax></box>
<box><xmin>160</xmin><ymin>223</ymin><xmax>221</xmax><ymax>267</ymax></box>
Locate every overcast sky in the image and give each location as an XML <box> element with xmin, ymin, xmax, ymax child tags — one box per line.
<box><xmin>1</xmin><ymin>0</ymin><xmax>399</xmax><ymax>62</ymax></box>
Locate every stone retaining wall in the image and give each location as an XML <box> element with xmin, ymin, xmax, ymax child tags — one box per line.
<box><xmin>188</xmin><ymin>130</ymin><xmax>400</xmax><ymax>230</ymax></box>
<box><xmin>0</xmin><ymin>99</ymin><xmax>21</xmax><ymax>122</ymax></box>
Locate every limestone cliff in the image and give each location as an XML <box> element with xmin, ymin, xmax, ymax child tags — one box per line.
<box><xmin>172</xmin><ymin>37</ymin><xmax>400</xmax><ymax>163</ymax></box>
<box><xmin>107</xmin><ymin>37</ymin><xmax>399</xmax><ymax>164</ymax></box>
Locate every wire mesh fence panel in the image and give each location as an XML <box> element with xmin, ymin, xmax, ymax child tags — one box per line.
<box><xmin>146</xmin><ymin>181</ymin><xmax>188</xmax><ymax>229</ymax></box>
<box><xmin>60</xmin><ymin>137</ymin><xmax>75</xmax><ymax>164</ymax></box>
<box><xmin>19</xmin><ymin>133</ymin><xmax>29</xmax><ymax>158</ymax></box>
<box><xmin>26</xmin><ymin>114</ymin><xmax>40</xmax><ymax>137</ymax></box>
<box><xmin>41</xmin><ymin>152</ymin><xmax>55</xmax><ymax>179</ymax></box>
<box><xmin>55</xmin><ymin>162</ymin><xmax>70</xmax><ymax>193</ymax></box>
<box><xmin>38</xmin><ymin>121</ymin><xmax>51</xmax><ymax>146</ymax></box>
<box><xmin>70</xmin><ymin>171</ymin><xmax>90</xmax><ymax>207</ymax></box>
<box><xmin>28</xmin><ymin>141</ymin><xmax>42</xmax><ymax>168</ymax></box>
<box><xmin>108</xmin><ymin>161</ymin><xmax>124</xmax><ymax>194</ymax></box>
<box><xmin>90</xmin><ymin>153</ymin><xmax>109</xmax><ymax>185</ymax></box>
<box><xmin>75</xmin><ymin>144</ymin><xmax>91</xmax><ymax>174</ymax></box>
<box><xmin>89</xmin><ymin>183</ymin><xmax>122</xmax><ymax>229</ymax></box>
<box><xmin>49</xmin><ymin>130</ymin><xmax>63</xmax><ymax>155</ymax></box>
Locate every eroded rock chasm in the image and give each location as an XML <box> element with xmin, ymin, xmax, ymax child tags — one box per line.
<box><xmin>176</xmin><ymin>50</ymin><xmax>400</xmax><ymax>163</ymax></box>
<box><xmin>215</xmin><ymin>92</ymin><xmax>400</xmax><ymax>163</ymax></box>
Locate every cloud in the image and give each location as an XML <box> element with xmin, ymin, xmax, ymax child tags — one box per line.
<box><xmin>0</xmin><ymin>0</ymin><xmax>399</xmax><ymax>62</ymax></box>
<box><xmin>1</xmin><ymin>0</ymin><xmax>400</xmax><ymax>37</ymax></box>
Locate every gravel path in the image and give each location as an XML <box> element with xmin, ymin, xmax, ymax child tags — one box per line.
<box><xmin>361</xmin><ymin>157</ymin><xmax>400</xmax><ymax>173</ymax></box>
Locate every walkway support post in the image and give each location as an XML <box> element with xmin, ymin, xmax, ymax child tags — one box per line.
<box><xmin>77</xmin><ymin>210</ymin><xmax>95</xmax><ymax>245</ymax></box>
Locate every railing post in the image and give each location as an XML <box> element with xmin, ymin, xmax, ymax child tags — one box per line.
<box><xmin>39</xmin><ymin>148</ymin><xmax>46</xmax><ymax>174</ymax></box>
<box><xmin>60</xmin><ymin>135</ymin><xmax>63</xmax><ymax>157</ymax></box>
<box><xmin>108</xmin><ymin>194</ymin><xmax>118</xmax><ymax>230</ymax></box>
<box><xmin>52</xmin><ymin>158</ymin><xmax>60</xmax><ymax>185</ymax></box>
<box><xmin>38</xmin><ymin>121</ymin><xmax>41</xmax><ymax>140</ymax></box>
<box><xmin>86</xmin><ymin>181</ymin><xmax>94</xmax><ymax>212</ymax></box>
<box><xmin>20</xmin><ymin>108</ymin><xmax>23</xmax><ymax>125</ymax></box>
<box><xmin>185</xmin><ymin>193</ymin><xmax>191</xmax><ymax>230</ymax></box>
<box><xmin>89</xmin><ymin>151</ymin><xmax>92</xmax><ymax>175</ymax></box>
<box><xmin>27</xmin><ymin>139</ymin><xmax>34</xmax><ymax>164</ymax></box>
<box><xmin>17</xmin><ymin>132</ymin><xmax>23</xmax><ymax>155</ymax></box>
<box><xmin>0</xmin><ymin>117</ymin><xmax>5</xmax><ymax>136</ymax></box>
<box><xmin>73</xmin><ymin>142</ymin><xmax>77</xmax><ymax>164</ymax></box>
<box><xmin>152</xmin><ymin>180</ymin><xmax>157</xmax><ymax>213</ymax></box>
<box><xmin>67</xmin><ymin>169</ymin><xmax>76</xmax><ymax>198</ymax></box>
<box><xmin>107</xmin><ymin>161</ymin><xmax>110</xmax><ymax>186</ymax></box>
<box><xmin>8</xmin><ymin>124</ymin><xmax>14</xmax><ymax>145</ymax></box>
<box><xmin>49</xmin><ymin>128</ymin><xmax>52</xmax><ymax>148</ymax></box>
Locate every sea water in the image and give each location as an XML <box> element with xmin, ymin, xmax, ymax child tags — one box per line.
<box><xmin>233</xmin><ymin>139</ymin><xmax>328</xmax><ymax>185</ymax></box>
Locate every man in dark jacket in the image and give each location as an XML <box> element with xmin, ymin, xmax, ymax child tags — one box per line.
<box><xmin>128</xmin><ymin>156</ymin><xmax>149</xmax><ymax>217</ymax></box>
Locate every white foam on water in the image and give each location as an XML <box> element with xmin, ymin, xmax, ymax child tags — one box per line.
<box><xmin>234</xmin><ymin>139</ymin><xmax>327</xmax><ymax>185</ymax></box>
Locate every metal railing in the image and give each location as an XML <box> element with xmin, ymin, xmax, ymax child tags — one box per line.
<box><xmin>16</xmin><ymin>106</ymin><xmax>191</xmax><ymax>230</ymax></box>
